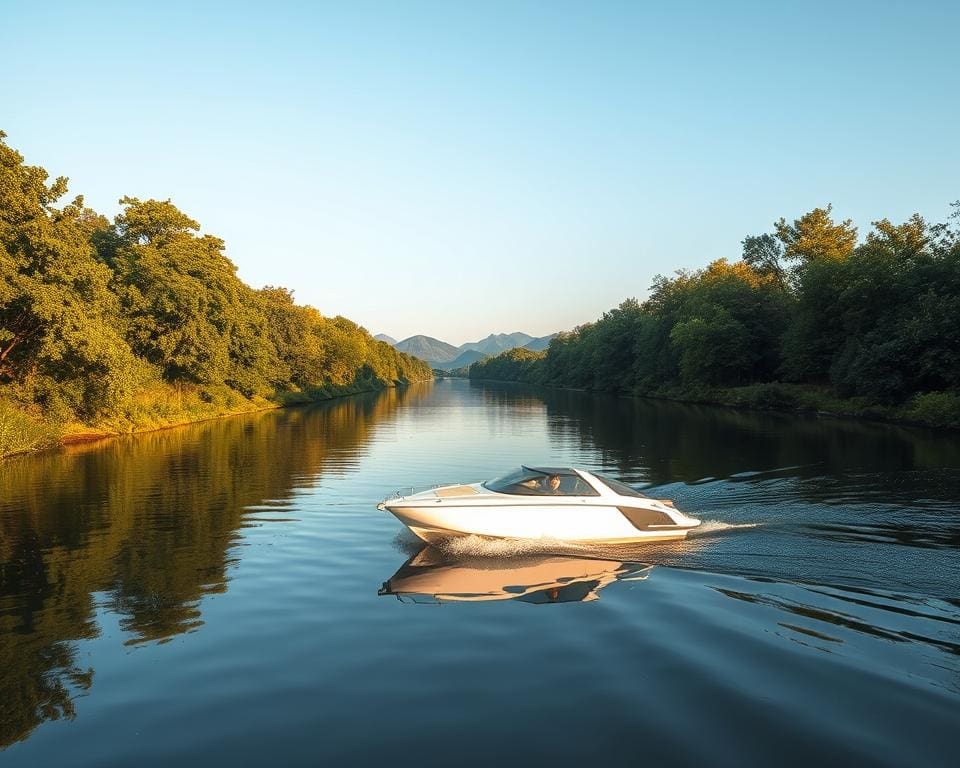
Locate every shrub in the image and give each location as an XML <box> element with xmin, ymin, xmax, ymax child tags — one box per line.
<box><xmin>904</xmin><ymin>392</ymin><xmax>960</xmax><ymax>429</ymax></box>
<box><xmin>752</xmin><ymin>383</ymin><xmax>801</xmax><ymax>409</ymax></box>
<box><xmin>0</xmin><ymin>399</ymin><xmax>63</xmax><ymax>457</ymax></box>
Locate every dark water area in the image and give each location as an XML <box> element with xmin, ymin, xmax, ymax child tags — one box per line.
<box><xmin>1</xmin><ymin>379</ymin><xmax>958</xmax><ymax>766</ymax></box>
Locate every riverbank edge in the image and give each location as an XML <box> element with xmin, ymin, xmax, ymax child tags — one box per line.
<box><xmin>0</xmin><ymin>378</ymin><xmax>434</xmax><ymax>461</ymax></box>
<box><xmin>464</xmin><ymin>377</ymin><xmax>960</xmax><ymax>431</ymax></box>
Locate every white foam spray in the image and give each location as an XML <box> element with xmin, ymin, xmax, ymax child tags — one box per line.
<box><xmin>689</xmin><ymin>519</ymin><xmax>762</xmax><ymax>537</ymax></box>
<box><xmin>430</xmin><ymin>520</ymin><xmax>760</xmax><ymax>559</ymax></box>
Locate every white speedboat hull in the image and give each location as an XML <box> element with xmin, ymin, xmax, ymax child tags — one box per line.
<box><xmin>379</xmin><ymin>467</ymin><xmax>700</xmax><ymax>545</ymax></box>
<box><xmin>390</xmin><ymin>502</ymin><xmax>692</xmax><ymax>544</ymax></box>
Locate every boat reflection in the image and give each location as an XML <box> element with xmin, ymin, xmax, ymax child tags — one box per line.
<box><xmin>378</xmin><ymin>545</ymin><xmax>653</xmax><ymax>604</ymax></box>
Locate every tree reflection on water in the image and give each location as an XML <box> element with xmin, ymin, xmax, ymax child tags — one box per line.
<box><xmin>0</xmin><ymin>385</ymin><xmax>426</xmax><ymax>749</ymax></box>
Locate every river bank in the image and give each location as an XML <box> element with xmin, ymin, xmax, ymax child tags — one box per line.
<box><xmin>465</xmin><ymin>376</ymin><xmax>960</xmax><ymax>431</ymax></box>
<box><xmin>0</xmin><ymin>378</ymin><xmax>432</xmax><ymax>460</ymax></box>
<box><xmin>655</xmin><ymin>382</ymin><xmax>960</xmax><ymax>430</ymax></box>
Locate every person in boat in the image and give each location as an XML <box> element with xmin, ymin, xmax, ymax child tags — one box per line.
<box><xmin>518</xmin><ymin>475</ymin><xmax>561</xmax><ymax>494</ymax></box>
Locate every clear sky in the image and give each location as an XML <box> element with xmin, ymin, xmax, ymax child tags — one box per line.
<box><xmin>3</xmin><ymin>1</ymin><xmax>958</xmax><ymax>345</ymax></box>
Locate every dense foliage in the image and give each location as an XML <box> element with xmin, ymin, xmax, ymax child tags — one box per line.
<box><xmin>0</xmin><ymin>132</ymin><xmax>431</xmax><ymax>455</ymax></box>
<box><xmin>471</xmin><ymin>204</ymin><xmax>960</xmax><ymax>427</ymax></box>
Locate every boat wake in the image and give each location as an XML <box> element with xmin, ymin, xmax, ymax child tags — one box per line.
<box><xmin>425</xmin><ymin>520</ymin><xmax>761</xmax><ymax>558</ymax></box>
<box><xmin>689</xmin><ymin>519</ymin><xmax>762</xmax><ymax>537</ymax></box>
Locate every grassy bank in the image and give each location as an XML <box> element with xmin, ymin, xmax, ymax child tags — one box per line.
<box><xmin>646</xmin><ymin>383</ymin><xmax>960</xmax><ymax>429</ymax></box>
<box><xmin>0</xmin><ymin>379</ymin><xmax>427</xmax><ymax>460</ymax></box>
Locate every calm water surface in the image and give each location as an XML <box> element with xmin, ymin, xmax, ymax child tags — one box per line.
<box><xmin>1</xmin><ymin>380</ymin><xmax>958</xmax><ymax>766</ymax></box>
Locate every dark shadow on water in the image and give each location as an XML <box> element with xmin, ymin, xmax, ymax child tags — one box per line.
<box><xmin>472</xmin><ymin>381</ymin><xmax>960</xmax><ymax>487</ymax></box>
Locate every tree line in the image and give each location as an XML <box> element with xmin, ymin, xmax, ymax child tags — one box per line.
<box><xmin>471</xmin><ymin>204</ymin><xmax>960</xmax><ymax>427</ymax></box>
<box><xmin>0</xmin><ymin>131</ymin><xmax>431</xmax><ymax>455</ymax></box>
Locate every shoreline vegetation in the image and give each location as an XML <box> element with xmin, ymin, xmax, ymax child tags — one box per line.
<box><xmin>469</xmin><ymin>203</ymin><xmax>960</xmax><ymax>431</ymax></box>
<box><xmin>0</xmin><ymin>132</ymin><xmax>431</xmax><ymax>459</ymax></box>
<box><xmin>459</xmin><ymin>376</ymin><xmax>959</xmax><ymax>431</ymax></box>
<box><xmin>1</xmin><ymin>379</ymin><xmax>412</xmax><ymax>459</ymax></box>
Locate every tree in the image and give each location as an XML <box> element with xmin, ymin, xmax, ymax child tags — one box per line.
<box><xmin>774</xmin><ymin>204</ymin><xmax>858</xmax><ymax>264</ymax></box>
<box><xmin>828</xmin><ymin>214</ymin><xmax>960</xmax><ymax>400</ymax></box>
<box><xmin>470</xmin><ymin>346</ymin><xmax>546</xmax><ymax>383</ymax></box>
<box><xmin>0</xmin><ymin>132</ymin><xmax>140</xmax><ymax>417</ymax></box>
<box><xmin>741</xmin><ymin>233</ymin><xmax>788</xmax><ymax>290</ymax></box>
<box><xmin>320</xmin><ymin>316</ymin><xmax>369</xmax><ymax>386</ymax></box>
<box><xmin>670</xmin><ymin>308</ymin><xmax>752</xmax><ymax>385</ymax></box>
<box><xmin>667</xmin><ymin>260</ymin><xmax>788</xmax><ymax>386</ymax></box>
<box><xmin>109</xmin><ymin>198</ymin><xmax>279</xmax><ymax>395</ymax></box>
<box><xmin>780</xmin><ymin>211</ymin><xmax>960</xmax><ymax>400</ymax></box>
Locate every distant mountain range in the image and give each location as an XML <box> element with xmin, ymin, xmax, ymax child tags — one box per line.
<box><xmin>459</xmin><ymin>332</ymin><xmax>548</xmax><ymax>356</ymax></box>
<box><xmin>393</xmin><ymin>335</ymin><xmax>461</xmax><ymax>364</ymax></box>
<box><xmin>377</xmin><ymin>331</ymin><xmax>557</xmax><ymax>370</ymax></box>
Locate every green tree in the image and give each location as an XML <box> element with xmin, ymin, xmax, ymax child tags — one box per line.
<box><xmin>829</xmin><ymin>214</ymin><xmax>960</xmax><ymax>400</ymax></box>
<box><xmin>775</xmin><ymin>204</ymin><xmax>858</xmax><ymax>265</ymax></box>
<box><xmin>470</xmin><ymin>346</ymin><xmax>545</xmax><ymax>383</ymax></box>
<box><xmin>258</xmin><ymin>287</ymin><xmax>430</xmax><ymax>391</ymax></box>
<box><xmin>0</xmin><ymin>132</ymin><xmax>140</xmax><ymax>418</ymax></box>
<box><xmin>741</xmin><ymin>233</ymin><xmax>788</xmax><ymax>290</ymax></box>
<box><xmin>586</xmin><ymin>299</ymin><xmax>644</xmax><ymax>392</ymax></box>
<box><xmin>109</xmin><ymin>197</ymin><xmax>278</xmax><ymax>396</ymax></box>
<box><xmin>667</xmin><ymin>259</ymin><xmax>788</xmax><ymax>386</ymax></box>
<box><xmin>670</xmin><ymin>308</ymin><xmax>752</xmax><ymax>385</ymax></box>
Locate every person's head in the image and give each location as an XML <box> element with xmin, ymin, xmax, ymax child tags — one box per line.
<box><xmin>548</xmin><ymin>475</ymin><xmax>561</xmax><ymax>492</ymax></box>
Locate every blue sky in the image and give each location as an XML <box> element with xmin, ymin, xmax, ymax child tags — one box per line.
<box><xmin>3</xmin><ymin>0</ymin><xmax>958</xmax><ymax>344</ymax></box>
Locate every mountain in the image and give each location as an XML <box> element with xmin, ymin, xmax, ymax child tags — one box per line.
<box><xmin>382</xmin><ymin>331</ymin><xmax>559</xmax><ymax>366</ymax></box>
<box><xmin>522</xmin><ymin>333</ymin><xmax>557</xmax><ymax>351</ymax></box>
<box><xmin>394</xmin><ymin>335</ymin><xmax>460</xmax><ymax>364</ymax></box>
<box><xmin>459</xmin><ymin>332</ymin><xmax>534</xmax><ymax>356</ymax></box>
<box><xmin>431</xmin><ymin>349</ymin><xmax>489</xmax><ymax>371</ymax></box>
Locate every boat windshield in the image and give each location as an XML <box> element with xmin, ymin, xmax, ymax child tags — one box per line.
<box><xmin>483</xmin><ymin>467</ymin><xmax>599</xmax><ymax>497</ymax></box>
<box><xmin>592</xmin><ymin>473</ymin><xmax>649</xmax><ymax>498</ymax></box>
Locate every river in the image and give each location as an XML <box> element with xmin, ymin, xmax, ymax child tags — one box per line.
<box><xmin>1</xmin><ymin>379</ymin><xmax>958</xmax><ymax>766</ymax></box>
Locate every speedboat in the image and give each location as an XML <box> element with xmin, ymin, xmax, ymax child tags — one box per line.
<box><xmin>378</xmin><ymin>546</ymin><xmax>654</xmax><ymax>604</ymax></box>
<box><xmin>377</xmin><ymin>465</ymin><xmax>701</xmax><ymax>544</ymax></box>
